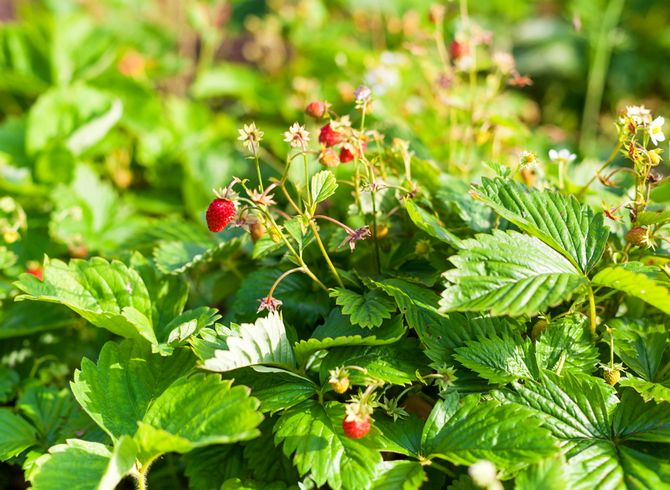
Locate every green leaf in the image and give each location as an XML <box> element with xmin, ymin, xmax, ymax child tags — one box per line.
<box><xmin>0</xmin><ymin>367</ymin><xmax>19</xmax><ymax>403</ymax></box>
<box><xmin>67</xmin><ymin>98</ymin><xmax>123</xmax><ymax>155</ymax></box>
<box><xmin>609</xmin><ymin>318</ymin><xmax>668</xmax><ymax>381</ymax></box>
<box><xmin>330</xmin><ymin>287</ymin><xmax>396</xmax><ymax>329</ymax></box>
<box><xmin>17</xmin><ymin>385</ymin><xmax>102</xmax><ymax>450</ymax></box>
<box><xmin>619</xmin><ymin>376</ymin><xmax>670</xmax><ymax>403</ymax></box>
<box><xmin>274</xmin><ymin>400</ymin><xmax>382</xmax><ymax>490</ymax></box>
<box><xmin>440</xmin><ymin>231</ymin><xmax>588</xmax><ymax>316</ymax></box>
<box><xmin>535</xmin><ymin>315</ymin><xmax>599</xmax><ymax>375</ymax></box>
<box><xmin>404</xmin><ymin>199</ymin><xmax>462</xmax><ymax>248</ymax></box>
<box><xmin>371</xmin><ymin>460</ymin><xmax>427</xmax><ymax>490</ymax></box>
<box><xmin>226</xmin><ymin>366</ymin><xmax>317</xmax><ymax>414</ymax></box>
<box><xmin>369</xmin><ymin>278</ymin><xmax>523</xmax><ymax>363</ymax></box>
<box><xmin>498</xmin><ymin>372</ymin><xmax>616</xmax><ymax>440</ymax></box>
<box><xmin>592</xmin><ymin>266</ymin><xmax>670</xmax><ymax>315</ymax></box>
<box><xmin>515</xmin><ymin>456</ymin><xmax>567</xmax><ymax>490</ymax></box>
<box><xmin>135</xmin><ymin>373</ymin><xmax>263</xmax><ymax>464</ymax></box>
<box><xmin>426</xmin><ymin>395</ymin><xmax>558</xmax><ymax>469</ymax></box>
<box><xmin>27</xmin><ymin>84</ymin><xmax>120</xmax><ymax>156</ymax></box>
<box><xmin>198</xmin><ymin>312</ymin><xmax>296</xmax><ymax>372</ymax></box>
<box><xmin>319</xmin><ymin>339</ymin><xmax>426</xmax><ymax>385</ymax></box>
<box><xmin>243</xmin><ymin>418</ymin><xmax>299</xmax><ymax>483</ymax></box>
<box><xmin>637</xmin><ymin>209</ymin><xmax>670</xmax><ymax>226</ymax></box>
<box><xmin>71</xmin><ymin>339</ymin><xmax>195</xmax><ymax>440</ymax></box>
<box><xmin>184</xmin><ymin>445</ymin><xmax>245</xmax><ymax>490</ymax></box>
<box><xmin>476</xmin><ymin>178</ymin><xmax>608</xmax><ymax>272</ymax></box>
<box><xmin>310</xmin><ymin>170</ymin><xmax>338</xmax><ymax>206</ymax></box>
<box><xmin>421</xmin><ymin>394</ymin><xmax>460</xmax><ymax>450</ymax></box>
<box><xmin>15</xmin><ymin>257</ymin><xmax>156</xmax><ymax>343</ymax></box>
<box><xmin>294</xmin><ymin>310</ymin><xmax>406</xmax><ymax>365</ymax></box>
<box><xmin>373</xmin><ymin>415</ymin><xmax>423</xmax><ymax>456</ymax></box>
<box><xmin>49</xmin><ymin>164</ymin><xmax>142</xmax><ymax>253</ymax></box>
<box><xmin>0</xmin><ymin>409</ymin><xmax>37</xmax><ymax>460</ymax></box>
<box><xmin>454</xmin><ymin>334</ymin><xmax>538</xmax><ymax>384</ymax></box>
<box><xmin>153</xmin><ymin>237</ymin><xmax>243</xmax><ymax>275</ymax></box>
<box><xmin>30</xmin><ymin>437</ymin><xmax>136</xmax><ymax>490</ymax></box>
<box><xmin>612</xmin><ymin>390</ymin><xmax>670</xmax><ymax>443</ymax></box>
<box><xmin>565</xmin><ymin>441</ymin><xmax>670</xmax><ymax>490</ymax></box>
<box><xmin>0</xmin><ymin>302</ymin><xmax>73</xmax><ymax>339</ymax></box>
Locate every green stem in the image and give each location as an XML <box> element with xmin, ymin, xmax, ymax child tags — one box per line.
<box><xmin>254</xmin><ymin>152</ymin><xmax>263</xmax><ymax>192</ymax></box>
<box><xmin>429</xmin><ymin>460</ymin><xmax>456</xmax><ymax>477</ymax></box>
<box><xmin>578</xmin><ymin>0</ymin><xmax>625</xmax><ymax>153</ymax></box>
<box><xmin>308</xmin><ymin>219</ymin><xmax>344</xmax><ymax>288</ymax></box>
<box><xmin>588</xmin><ymin>285</ymin><xmax>598</xmax><ymax>338</ymax></box>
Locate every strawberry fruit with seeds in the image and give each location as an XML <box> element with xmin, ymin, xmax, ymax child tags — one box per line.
<box><xmin>206</xmin><ymin>198</ymin><xmax>236</xmax><ymax>232</ymax></box>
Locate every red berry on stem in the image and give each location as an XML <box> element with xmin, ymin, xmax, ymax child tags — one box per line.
<box><xmin>319</xmin><ymin>124</ymin><xmax>343</xmax><ymax>147</ymax></box>
<box><xmin>206</xmin><ymin>198</ymin><xmax>236</xmax><ymax>232</ymax></box>
<box><xmin>449</xmin><ymin>40</ymin><xmax>467</xmax><ymax>60</ymax></box>
<box><xmin>342</xmin><ymin>416</ymin><xmax>371</xmax><ymax>439</ymax></box>
<box><xmin>305</xmin><ymin>101</ymin><xmax>327</xmax><ymax>119</ymax></box>
<box><xmin>340</xmin><ymin>146</ymin><xmax>355</xmax><ymax>163</ymax></box>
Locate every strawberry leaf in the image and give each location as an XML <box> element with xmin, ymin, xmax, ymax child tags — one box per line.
<box><xmin>371</xmin><ymin>460</ymin><xmax>427</xmax><ymax>490</ymax></box>
<box><xmin>70</xmin><ymin>339</ymin><xmax>195</xmax><ymax>439</ymax></box>
<box><xmin>274</xmin><ymin>400</ymin><xmax>382</xmax><ymax>490</ymax></box>
<box><xmin>404</xmin><ymin>199</ymin><xmax>462</xmax><ymax>248</ymax></box>
<box><xmin>310</xmin><ymin>170</ymin><xmax>338</xmax><ymax>207</ymax></box>
<box><xmin>535</xmin><ymin>315</ymin><xmax>599</xmax><ymax>375</ymax></box>
<box><xmin>612</xmin><ymin>390</ymin><xmax>670</xmax><ymax>443</ymax></box>
<box><xmin>134</xmin><ymin>373</ymin><xmax>263</xmax><ymax>464</ymax></box>
<box><xmin>15</xmin><ymin>257</ymin><xmax>157</xmax><ymax>343</ymax></box>
<box><xmin>0</xmin><ymin>409</ymin><xmax>37</xmax><ymax>460</ymax></box>
<box><xmin>330</xmin><ymin>287</ymin><xmax>396</xmax><ymax>329</ymax></box>
<box><xmin>29</xmin><ymin>437</ymin><xmax>136</xmax><ymax>490</ymax></box>
<box><xmin>592</xmin><ymin>266</ymin><xmax>670</xmax><ymax>314</ymax></box>
<box><xmin>294</xmin><ymin>310</ymin><xmax>406</xmax><ymax>365</ymax></box>
<box><xmin>476</xmin><ymin>177</ymin><xmax>608</xmax><ymax>272</ymax></box>
<box><xmin>454</xmin><ymin>333</ymin><xmax>539</xmax><ymax>384</ymax></box>
<box><xmin>440</xmin><ymin>230</ymin><xmax>588</xmax><ymax>316</ymax></box>
<box><xmin>197</xmin><ymin>312</ymin><xmax>296</xmax><ymax>372</ymax></box>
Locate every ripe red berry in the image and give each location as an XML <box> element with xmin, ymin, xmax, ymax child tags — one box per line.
<box><xmin>449</xmin><ymin>40</ymin><xmax>468</xmax><ymax>60</ymax></box>
<box><xmin>206</xmin><ymin>198</ymin><xmax>236</xmax><ymax>232</ymax></box>
<box><xmin>319</xmin><ymin>124</ymin><xmax>344</xmax><ymax>147</ymax></box>
<box><xmin>342</xmin><ymin>416</ymin><xmax>370</xmax><ymax>439</ymax></box>
<box><xmin>340</xmin><ymin>146</ymin><xmax>355</xmax><ymax>163</ymax></box>
<box><xmin>305</xmin><ymin>101</ymin><xmax>327</xmax><ymax>119</ymax></box>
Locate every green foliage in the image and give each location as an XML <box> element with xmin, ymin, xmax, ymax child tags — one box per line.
<box><xmin>440</xmin><ymin>230</ymin><xmax>588</xmax><ymax>316</ymax></box>
<box><xmin>2</xmin><ymin>2</ymin><xmax>670</xmax><ymax>488</ymax></box>
<box><xmin>330</xmin><ymin>287</ymin><xmax>396</xmax><ymax>328</ymax></box>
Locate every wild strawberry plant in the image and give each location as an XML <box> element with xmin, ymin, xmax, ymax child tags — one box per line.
<box><xmin>1</xmin><ymin>2</ymin><xmax>670</xmax><ymax>490</ymax></box>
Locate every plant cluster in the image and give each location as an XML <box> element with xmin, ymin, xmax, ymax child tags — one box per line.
<box><xmin>0</xmin><ymin>2</ymin><xmax>669</xmax><ymax>490</ymax></box>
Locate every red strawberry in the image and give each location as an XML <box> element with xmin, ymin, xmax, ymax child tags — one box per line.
<box><xmin>305</xmin><ymin>101</ymin><xmax>327</xmax><ymax>119</ymax></box>
<box><xmin>340</xmin><ymin>146</ymin><xmax>355</xmax><ymax>163</ymax></box>
<box><xmin>319</xmin><ymin>124</ymin><xmax>343</xmax><ymax>147</ymax></box>
<box><xmin>342</xmin><ymin>415</ymin><xmax>370</xmax><ymax>439</ymax></box>
<box><xmin>206</xmin><ymin>198</ymin><xmax>236</xmax><ymax>232</ymax></box>
<box><xmin>449</xmin><ymin>40</ymin><xmax>468</xmax><ymax>60</ymax></box>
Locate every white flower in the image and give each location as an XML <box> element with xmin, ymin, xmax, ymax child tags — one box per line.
<box><xmin>625</xmin><ymin>105</ymin><xmax>652</xmax><ymax>126</ymax></box>
<box><xmin>649</xmin><ymin>116</ymin><xmax>665</xmax><ymax>146</ymax></box>
<box><xmin>519</xmin><ymin>150</ymin><xmax>538</xmax><ymax>168</ymax></box>
<box><xmin>548</xmin><ymin>148</ymin><xmax>577</xmax><ymax>165</ymax></box>
<box><xmin>469</xmin><ymin>460</ymin><xmax>498</xmax><ymax>488</ymax></box>
<box><xmin>238</xmin><ymin>123</ymin><xmax>264</xmax><ymax>154</ymax></box>
<box><xmin>283</xmin><ymin>123</ymin><xmax>310</xmax><ymax>148</ymax></box>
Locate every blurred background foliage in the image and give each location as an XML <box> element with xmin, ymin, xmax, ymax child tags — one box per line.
<box><xmin>0</xmin><ymin>0</ymin><xmax>669</xmax><ymax>486</ymax></box>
